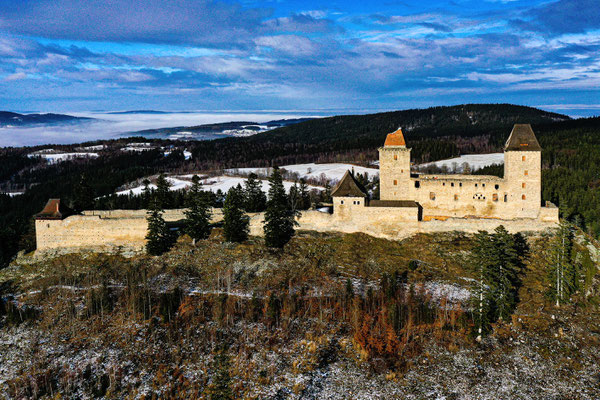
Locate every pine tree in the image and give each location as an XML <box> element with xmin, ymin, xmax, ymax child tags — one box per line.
<box><xmin>264</xmin><ymin>166</ymin><xmax>296</xmax><ymax>248</ymax></box>
<box><xmin>223</xmin><ymin>185</ymin><xmax>249</xmax><ymax>243</ymax></box>
<box><xmin>298</xmin><ymin>178</ymin><xmax>311</xmax><ymax>210</ymax></box>
<box><xmin>470</xmin><ymin>231</ymin><xmax>494</xmax><ymax>340</ymax></box>
<box><xmin>489</xmin><ymin>226</ymin><xmax>523</xmax><ymax>321</ymax></box>
<box><xmin>184</xmin><ymin>175</ymin><xmax>212</xmax><ymax>244</ymax></box>
<box><xmin>73</xmin><ymin>173</ymin><xmax>95</xmax><ymax>211</ymax></box>
<box><xmin>546</xmin><ymin>221</ymin><xmax>576</xmax><ymax>307</ymax></box>
<box><xmin>323</xmin><ymin>181</ymin><xmax>333</xmax><ymax>203</ymax></box>
<box><xmin>145</xmin><ymin>197</ymin><xmax>175</xmax><ymax>255</ymax></box>
<box><xmin>208</xmin><ymin>345</ymin><xmax>233</xmax><ymax>400</ymax></box>
<box><xmin>243</xmin><ymin>173</ymin><xmax>267</xmax><ymax>212</ymax></box>
<box><xmin>155</xmin><ymin>173</ymin><xmax>171</xmax><ymax>208</ymax></box>
<box><xmin>288</xmin><ymin>182</ymin><xmax>299</xmax><ymax>214</ymax></box>
<box><xmin>469</xmin><ymin>226</ymin><xmax>528</xmax><ymax>338</ymax></box>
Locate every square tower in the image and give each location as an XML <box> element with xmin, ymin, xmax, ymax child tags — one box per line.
<box><xmin>379</xmin><ymin>128</ymin><xmax>411</xmax><ymax>200</ymax></box>
<box><xmin>503</xmin><ymin>124</ymin><xmax>542</xmax><ymax>218</ymax></box>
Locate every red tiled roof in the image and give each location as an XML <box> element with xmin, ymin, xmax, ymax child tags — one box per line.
<box><xmin>35</xmin><ymin>199</ymin><xmax>73</xmax><ymax>220</ymax></box>
<box><xmin>384</xmin><ymin>127</ymin><xmax>406</xmax><ymax>147</ymax></box>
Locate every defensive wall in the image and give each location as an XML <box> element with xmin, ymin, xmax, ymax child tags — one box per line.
<box><xmin>35</xmin><ymin>206</ymin><xmax>558</xmax><ymax>254</ymax></box>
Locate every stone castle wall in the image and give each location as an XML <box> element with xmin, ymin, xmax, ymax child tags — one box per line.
<box><xmin>379</xmin><ymin>147</ymin><xmax>547</xmax><ymax>220</ymax></box>
<box><xmin>35</xmin><ymin>205</ymin><xmax>558</xmax><ymax>254</ymax></box>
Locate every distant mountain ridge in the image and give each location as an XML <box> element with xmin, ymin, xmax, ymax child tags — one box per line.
<box><xmin>0</xmin><ymin>111</ymin><xmax>92</xmax><ymax>127</ymax></box>
<box><xmin>128</xmin><ymin>117</ymin><xmax>315</xmax><ymax>140</ymax></box>
<box><xmin>182</xmin><ymin>103</ymin><xmax>573</xmax><ymax>168</ymax></box>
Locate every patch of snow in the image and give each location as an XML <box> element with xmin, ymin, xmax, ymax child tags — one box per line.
<box><xmin>197</xmin><ymin>176</ymin><xmax>322</xmax><ymax>194</ymax></box>
<box><xmin>27</xmin><ymin>152</ymin><xmax>99</xmax><ymax>164</ymax></box>
<box><xmin>417</xmin><ymin>153</ymin><xmax>504</xmax><ymax>172</ymax></box>
<box><xmin>227</xmin><ymin>163</ymin><xmax>379</xmax><ymax>182</ymax></box>
<box><xmin>115</xmin><ymin>175</ymin><xmax>321</xmax><ymax>196</ymax></box>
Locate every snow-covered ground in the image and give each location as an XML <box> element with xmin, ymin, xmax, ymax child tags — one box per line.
<box><xmin>417</xmin><ymin>153</ymin><xmax>504</xmax><ymax>172</ymax></box>
<box><xmin>116</xmin><ymin>176</ymin><xmax>322</xmax><ymax>196</ymax></box>
<box><xmin>227</xmin><ymin>163</ymin><xmax>379</xmax><ymax>182</ymax></box>
<box><xmin>27</xmin><ymin>152</ymin><xmax>99</xmax><ymax>164</ymax></box>
<box><xmin>1</xmin><ymin>192</ymin><xmax>24</xmax><ymax>197</ymax></box>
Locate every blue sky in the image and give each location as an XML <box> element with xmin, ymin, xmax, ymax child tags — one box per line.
<box><xmin>0</xmin><ymin>0</ymin><xmax>599</xmax><ymax>116</ymax></box>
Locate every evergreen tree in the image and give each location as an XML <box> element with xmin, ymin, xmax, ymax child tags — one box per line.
<box><xmin>323</xmin><ymin>181</ymin><xmax>333</xmax><ymax>203</ymax></box>
<box><xmin>298</xmin><ymin>178</ymin><xmax>311</xmax><ymax>210</ymax></box>
<box><xmin>184</xmin><ymin>175</ymin><xmax>212</xmax><ymax>244</ymax></box>
<box><xmin>243</xmin><ymin>173</ymin><xmax>267</xmax><ymax>212</ymax></box>
<box><xmin>72</xmin><ymin>173</ymin><xmax>95</xmax><ymax>211</ymax></box>
<box><xmin>208</xmin><ymin>346</ymin><xmax>233</xmax><ymax>400</ymax></box>
<box><xmin>470</xmin><ymin>231</ymin><xmax>494</xmax><ymax>340</ymax></box>
<box><xmin>223</xmin><ymin>185</ymin><xmax>249</xmax><ymax>243</ymax></box>
<box><xmin>546</xmin><ymin>221</ymin><xmax>576</xmax><ymax>307</ymax></box>
<box><xmin>145</xmin><ymin>197</ymin><xmax>175</xmax><ymax>255</ymax></box>
<box><xmin>288</xmin><ymin>182</ymin><xmax>300</xmax><ymax>214</ymax></box>
<box><xmin>264</xmin><ymin>167</ymin><xmax>296</xmax><ymax>248</ymax></box>
<box><xmin>155</xmin><ymin>173</ymin><xmax>171</xmax><ymax>208</ymax></box>
<box><xmin>469</xmin><ymin>226</ymin><xmax>528</xmax><ymax>338</ymax></box>
<box><xmin>142</xmin><ymin>178</ymin><xmax>151</xmax><ymax>207</ymax></box>
<box><xmin>489</xmin><ymin>226</ymin><xmax>523</xmax><ymax>321</ymax></box>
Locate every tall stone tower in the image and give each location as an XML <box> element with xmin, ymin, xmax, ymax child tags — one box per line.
<box><xmin>379</xmin><ymin>128</ymin><xmax>411</xmax><ymax>201</ymax></box>
<box><xmin>503</xmin><ymin>124</ymin><xmax>542</xmax><ymax>218</ymax></box>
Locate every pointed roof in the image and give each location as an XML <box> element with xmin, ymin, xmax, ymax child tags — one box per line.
<box><xmin>384</xmin><ymin>127</ymin><xmax>406</xmax><ymax>147</ymax></box>
<box><xmin>504</xmin><ymin>124</ymin><xmax>541</xmax><ymax>152</ymax></box>
<box><xmin>331</xmin><ymin>170</ymin><xmax>367</xmax><ymax>197</ymax></box>
<box><xmin>35</xmin><ymin>199</ymin><xmax>74</xmax><ymax>220</ymax></box>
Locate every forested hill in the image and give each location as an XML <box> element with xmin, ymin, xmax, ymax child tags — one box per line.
<box><xmin>189</xmin><ymin>104</ymin><xmax>570</xmax><ymax>167</ymax></box>
<box><xmin>0</xmin><ymin>111</ymin><xmax>92</xmax><ymax>127</ymax></box>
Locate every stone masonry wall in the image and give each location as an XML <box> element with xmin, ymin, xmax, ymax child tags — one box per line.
<box><xmin>36</xmin><ymin>206</ymin><xmax>558</xmax><ymax>254</ymax></box>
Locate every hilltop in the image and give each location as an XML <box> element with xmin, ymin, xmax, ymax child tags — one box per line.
<box><xmin>0</xmin><ymin>112</ymin><xmax>93</xmax><ymax>128</ymax></box>
<box><xmin>1</xmin><ymin>229</ymin><xmax>598</xmax><ymax>398</ymax></box>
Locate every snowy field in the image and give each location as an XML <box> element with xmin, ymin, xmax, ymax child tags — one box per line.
<box><xmin>27</xmin><ymin>152</ymin><xmax>99</xmax><ymax>164</ymax></box>
<box><xmin>417</xmin><ymin>153</ymin><xmax>504</xmax><ymax>172</ymax></box>
<box><xmin>227</xmin><ymin>163</ymin><xmax>379</xmax><ymax>182</ymax></box>
<box><xmin>116</xmin><ymin>176</ymin><xmax>322</xmax><ymax>196</ymax></box>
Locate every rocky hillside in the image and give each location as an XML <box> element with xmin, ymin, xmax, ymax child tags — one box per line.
<box><xmin>1</xmin><ymin>229</ymin><xmax>598</xmax><ymax>399</ymax></box>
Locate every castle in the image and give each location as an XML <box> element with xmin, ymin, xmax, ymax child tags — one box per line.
<box><xmin>331</xmin><ymin>123</ymin><xmax>558</xmax><ymax>222</ymax></box>
<box><xmin>34</xmin><ymin>124</ymin><xmax>558</xmax><ymax>253</ymax></box>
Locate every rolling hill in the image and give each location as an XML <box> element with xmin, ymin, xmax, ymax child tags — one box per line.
<box><xmin>0</xmin><ymin>111</ymin><xmax>92</xmax><ymax>127</ymax></box>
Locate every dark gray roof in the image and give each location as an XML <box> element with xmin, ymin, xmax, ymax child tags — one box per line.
<box><xmin>368</xmin><ymin>200</ymin><xmax>419</xmax><ymax>208</ymax></box>
<box><xmin>505</xmin><ymin>124</ymin><xmax>542</xmax><ymax>152</ymax></box>
<box><xmin>331</xmin><ymin>170</ymin><xmax>367</xmax><ymax>197</ymax></box>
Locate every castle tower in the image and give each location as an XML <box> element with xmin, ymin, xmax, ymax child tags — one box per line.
<box><xmin>503</xmin><ymin>124</ymin><xmax>542</xmax><ymax>218</ymax></box>
<box><xmin>379</xmin><ymin>127</ymin><xmax>411</xmax><ymax>200</ymax></box>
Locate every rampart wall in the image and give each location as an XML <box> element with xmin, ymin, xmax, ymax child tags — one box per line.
<box><xmin>35</xmin><ymin>206</ymin><xmax>559</xmax><ymax>254</ymax></box>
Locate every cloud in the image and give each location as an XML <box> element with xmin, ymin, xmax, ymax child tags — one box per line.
<box><xmin>514</xmin><ymin>0</ymin><xmax>600</xmax><ymax>35</ymax></box>
<box><xmin>4</xmin><ymin>71</ymin><xmax>26</xmax><ymax>81</ymax></box>
<box><xmin>0</xmin><ymin>0</ymin><xmax>271</xmax><ymax>47</ymax></box>
<box><xmin>255</xmin><ymin>35</ymin><xmax>320</xmax><ymax>56</ymax></box>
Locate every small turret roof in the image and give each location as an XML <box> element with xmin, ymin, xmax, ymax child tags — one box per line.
<box><xmin>504</xmin><ymin>124</ymin><xmax>541</xmax><ymax>152</ymax></box>
<box><xmin>384</xmin><ymin>127</ymin><xmax>406</xmax><ymax>147</ymax></box>
<box><xmin>35</xmin><ymin>199</ymin><xmax>73</xmax><ymax>220</ymax></box>
<box><xmin>331</xmin><ymin>170</ymin><xmax>367</xmax><ymax>197</ymax></box>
